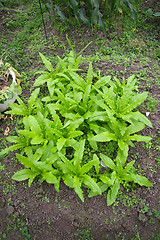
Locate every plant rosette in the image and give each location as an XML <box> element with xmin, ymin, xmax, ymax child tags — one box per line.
<box><xmin>0</xmin><ymin>63</ymin><xmax>21</xmax><ymax>112</ymax></box>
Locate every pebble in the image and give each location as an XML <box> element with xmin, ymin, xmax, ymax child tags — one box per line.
<box><xmin>6</xmin><ymin>205</ymin><xmax>14</xmax><ymax>215</ymax></box>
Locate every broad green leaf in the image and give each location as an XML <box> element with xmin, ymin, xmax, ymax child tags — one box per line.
<box><xmin>67</xmin><ymin>118</ymin><xmax>84</xmax><ymax>132</ymax></box>
<box><xmin>87</xmin><ymin>131</ymin><xmax>98</xmax><ymax>150</ymax></box>
<box><xmin>90</xmin><ymin>131</ymin><xmax>116</xmax><ymax>142</ymax></box>
<box><xmin>94</xmin><ymin>76</ymin><xmax>111</xmax><ymax>89</ymax></box>
<box><xmin>80</xmin><ymin>160</ymin><xmax>96</xmax><ymax>175</ymax></box>
<box><xmin>81</xmin><ymin>175</ymin><xmax>101</xmax><ymax>195</ymax></box>
<box><xmin>39</xmin><ymin>52</ymin><xmax>54</xmax><ymax>72</ymax></box>
<box><xmin>116</xmin><ymin>148</ymin><xmax>128</xmax><ymax>167</ymax></box>
<box><xmin>100</xmin><ymin>153</ymin><xmax>116</xmax><ymax>170</ymax></box>
<box><xmin>123</xmin><ymin>92</ymin><xmax>148</xmax><ymax>113</ymax></box>
<box><xmin>16</xmin><ymin>153</ymin><xmax>38</xmax><ymax>171</ymax></box>
<box><xmin>58</xmin><ymin>153</ymin><xmax>76</xmax><ymax>174</ymax></box>
<box><xmin>123</xmin><ymin>174</ymin><xmax>152</xmax><ymax>187</ymax></box>
<box><xmin>73</xmin><ymin>176</ymin><xmax>84</xmax><ymax>202</ymax></box>
<box><xmin>107</xmin><ymin>178</ymin><xmax>120</xmax><ymax>206</ymax></box>
<box><xmin>0</xmin><ymin>143</ymin><xmax>24</xmax><ymax>156</ymax></box>
<box><xmin>123</xmin><ymin>111</ymin><xmax>152</xmax><ymax>128</ymax></box>
<box><xmin>63</xmin><ymin>174</ymin><xmax>74</xmax><ymax>188</ymax></box>
<box><xmin>74</xmin><ymin>140</ymin><xmax>85</xmax><ymax>171</ymax></box>
<box><xmin>68</xmin><ymin>130</ymin><xmax>83</xmax><ymax>138</ymax></box>
<box><xmin>42</xmin><ymin>172</ymin><xmax>58</xmax><ymax>184</ymax></box>
<box><xmin>118</xmin><ymin>140</ymin><xmax>128</xmax><ymax>153</ymax></box>
<box><xmin>69</xmin><ymin>71</ymin><xmax>86</xmax><ymax>90</ymax></box>
<box><xmin>129</xmin><ymin>134</ymin><xmax>152</xmax><ymax>142</ymax></box>
<box><xmin>57</xmin><ymin>138</ymin><xmax>66</xmax><ymax>151</ymax></box>
<box><xmin>83</xmin><ymin>84</ymin><xmax>91</xmax><ymax>106</ymax></box>
<box><xmin>99</xmin><ymin>175</ymin><xmax>112</xmax><ymax>186</ymax></box>
<box><xmin>28</xmin><ymin>88</ymin><xmax>40</xmax><ymax>106</ymax></box>
<box><xmin>57</xmin><ymin>161</ymin><xmax>70</xmax><ymax>174</ymax></box>
<box><xmin>31</xmin><ymin>136</ymin><xmax>45</xmax><ymax>145</ymax></box>
<box><xmin>12</xmin><ymin>169</ymin><xmax>36</xmax><ymax>181</ymax></box>
<box><xmin>33</xmin><ymin>73</ymin><xmax>50</xmax><ymax>87</ymax></box>
<box><xmin>126</xmin><ymin>122</ymin><xmax>145</xmax><ymax>135</ymax></box>
<box><xmin>6</xmin><ymin>136</ymin><xmax>21</xmax><ymax>143</ymax></box>
<box><xmin>124</xmin><ymin>160</ymin><xmax>135</xmax><ymax>173</ymax></box>
<box><xmin>7</xmin><ymin>100</ymin><xmax>28</xmax><ymax>116</ymax></box>
<box><xmin>27</xmin><ymin>115</ymin><xmax>42</xmax><ymax>135</ymax></box>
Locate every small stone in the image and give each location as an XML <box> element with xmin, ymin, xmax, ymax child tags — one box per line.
<box><xmin>69</xmin><ymin>195</ymin><xmax>74</xmax><ymax>200</ymax></box>
<box><xmin>138</xmin><ymin>213</ymin><xmax>148</xmax><ymax>222</ymax></box>
<box><xmin>6</xmin><ymin>205</ymin><xmax>14</xmax><ymax>215</ymax></box>
<box><xmin>14</xmin><ymin>211</ymin><xmax>20</xmax><ymax>217</ymax></box>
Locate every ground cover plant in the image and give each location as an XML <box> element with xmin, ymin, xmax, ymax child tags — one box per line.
<box><xmin>0</xmin><ymin>0</ymin><xmax>159</xmax><ymax>239</ymax></box>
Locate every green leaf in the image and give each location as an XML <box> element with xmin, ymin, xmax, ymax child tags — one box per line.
<box><xmin>99</xmin><ymin>175</ymin><xmax>112</xmax><ymax>186</ymax></box>
<box><xmin>27</xmin><ymin>116</ymin><xmax>42</xmax><ymax>135</ymax></box>
<box><xmin>73</xmin><ymin>176</ymin><xmax>84</xmax><ymax>202</ymax></box>
<box><xmin>80</xmin><ymin>160</ymin><xmax>96</xmax><ymax>175</ymax></box>
<box><xmin>82</xmin><ymin>175</ymin><xmax>101</xmax><ymax>195</ymax></box>
<box><xmin>87</xmin><ymin>131</ymin><xmax>98</xmax><ymax>150</ymax></box>
<box><xmin>91</xmin><ymin>131</ymin><xmax>116</xmax><ymax>142</ymax></box>
<box><xmin>0</xmin><ymin>143</ymin><xmax>24</xmax><ymax>156</ymax></box>
<box><xmin>16</xmin><ymin>153</ymin><xmax>38</xmax><ymax>171</ymax></box>
<box><xmin>31</xmin><ymin>136</ymin><xmax>45</xmax><ymax>145</ymax></box>
<box><xmin>123</xmin><ymin>111</ymin><xmax>152</xmax><ymax>128</ymax></box>
<box><xmin>129</xmin><ymin>134</ymin><xmax>152</xmax><ymax>142</ymax></box>
<box><xmin>39</xmin><ymin>52</ymin><xmax>54</xmax><ymax>72</ymax></box>
<box><xmin>63</xmin><ymin>174</ymin><xmax>74</xmax><ymax>188</ymax></box>
<box><xmin>118</xmin><ymin>140</ymin><xmax>129</xmax><ymax>153</ymax></box>
<box><xmin>12</xmin><ymin>169</ymin><xmax>36</xmax><ymax>181</ymax></box>
<box><xmin>28</xmin><ymin>88</ymin><xmax>40</xmax><ymax>106</ymax></box>
<box><xmin>83</xmin><ymin>84</ymin><xmax>91</xmax><ymax>106</ymax></box>
<box><xmin>123</xmin><ymin>92</ymin><xmax>148</xmax><ymax>113</ymax></box>
<box><xmin>93</xmin><ymin>154</ymin><xmax>100</xmax><ymax>174</ymax></box>
<box><xmin>126</xmin><ymin>122</ymin><xmax>145</xmax><ymax>135</ymax></box>
<box><xmin>57</xmin><ymin>138</ymin><xmax>66</xmax><ymax>151</ymax></box>
<box><xmin>42</xmin><ymin>172</ymin><xmax>58</xmax><ymax>184</ymax></box>
<box><xmin>68</xmin><ymin>130</ymin><xmax>83</xmax><ymax>138</ymax></box>
<box><xmin>58</xmin><ymin>153</ymin><xmax>76</xmax><ymax>174</ymax></box>
<box><xmin>69</xmin><ymin>71</ymin><xmax>86</xmax><ymax>91</ymax></box>
<box><xmin>124</xmin><ymin>160</ymin><xmax>135</xmax><ymax>173</ymax></box>
<box><xmin>100</xmin><ymin>153</ymin><xmax>116</xmax><ymax>170</ymax></box>
<box><xmin>131</xmin><ymin>174</ymin><xmax>152</xmax><ymax>187</ymax></box>
<box><xmin>74</xmin><ymin>140</ymin><xmax>85</xmax><ymax>171</ymax></box>
<box><xmin>107</xmin><ymin>178</ymin><xmax>120</xmax><ymax>206</ymax></box>
<box><xmin>123</xmin><ymin>174</ymin><xmax>152</xmax><ymax>187</ymax></box>
<box><xmin>33</xmin><ymin>73</ymin><xmax>50</xmax><ymax>87</ymax></box>
<box><xmin>94</xmin><ymin>76</ymin><xmax>111</xmax><ymax>89</ymax></box>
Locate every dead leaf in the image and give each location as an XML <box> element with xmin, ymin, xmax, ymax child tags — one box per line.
<box><xmin>4</xmin><ymin>126</ymin><xmax>10</xmax><ymax>136</ymax></box>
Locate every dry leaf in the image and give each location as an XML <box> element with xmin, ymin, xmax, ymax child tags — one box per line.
<box><xmin>4</xmin><ymin>126</ymin><xmax>10</xmax><ymax>136</ymax></box>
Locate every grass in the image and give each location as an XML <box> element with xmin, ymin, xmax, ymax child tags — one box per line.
<box><xmin>0</xmin><ymin>0</ymin><xmax>159</xmax><ymax>239</ymax></box>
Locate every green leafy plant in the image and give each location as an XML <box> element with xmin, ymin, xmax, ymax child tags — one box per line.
<box><xmin>98</xmin><ymin>149</ymin><xmax>152</xmax><ymax>205</ymax></box>
<box><xmin>0</xmin><ymin>39</ymin><xmax>153</xmax><ymax>205</ymax></box>
<box><xmin>43</xmin><ymin>0</ymin><xmax>140</xmax><ymax>33</ymax></box>
<box><xmin>89</xmin><ymin>75</ymin><xmax>152</xmax><ymax>156</ymax></box>
<box><xmin>58</xmin><ymin>140</ymin><xmax>101</xmax><ymax>202</ymax></box>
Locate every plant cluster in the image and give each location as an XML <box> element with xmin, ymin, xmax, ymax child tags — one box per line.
<box><xmin>0</xmin><ymin>39</ymin><xmax>152</xmax><ymax>205</ymax></box>
<box><xmin>43</xmin><ymin>0</ymin><xmax>141</xmax><ymax>32</ymax></box>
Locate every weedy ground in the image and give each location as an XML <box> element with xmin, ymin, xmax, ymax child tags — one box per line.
<box><xmin>0</xmin><ymin>0</ymin><xmax>160</xmax><ymax>239</ymax></box>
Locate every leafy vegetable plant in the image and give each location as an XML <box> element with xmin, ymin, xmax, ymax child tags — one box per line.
<box><xmin>0</xmin><ymin>39</ymin><xmax>153</xmax><ymax>205</ymax></box>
